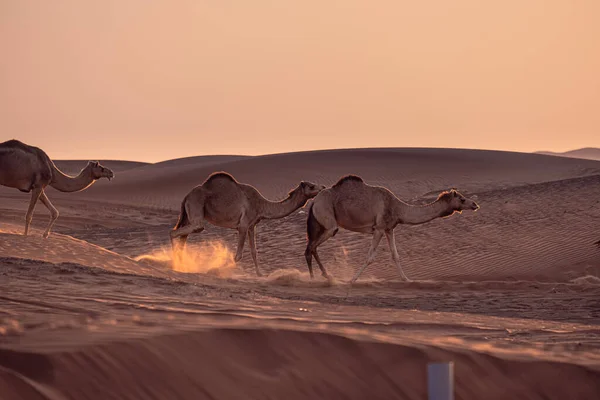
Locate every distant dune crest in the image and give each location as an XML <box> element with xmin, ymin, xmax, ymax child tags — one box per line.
<box><xmin>535</xmin><ymin>147</ymin><xmax>600</xmax><ymax>161</ymax></box>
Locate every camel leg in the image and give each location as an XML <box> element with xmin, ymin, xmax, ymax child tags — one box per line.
<box><xmin>24</xmin><ymin>187</ymin><xmax>42</xmax><ymax>236</ymax></box>
<box><xmin>385</xmin><ymin>230</ymin><xmax>411</xmax><ymax>282</ymax></box>
<box><xmin>38</xmin><ymin>190</ymin><xmax>59</xmax><ymax>238</ymax></box>
<box><xmin>170</xmin><ymin>223</ymin><xmax>204</xmax><ymax>254</ymax></box>
<box><xmin>234</xmin><ymin>225</ymin><xmax>249</xmax><ymax>262</ymax></box>
<box><xmin>350</xmin><ymin>230</ymin><xmax>384</xmax><ymax>284</ymax></box>
<box><xmin>304</xmin><ymin>247</ymin><xmax>315</xmax><ymax>278</ymax></box>
<box><xmin>305</xmin><ymin>227</ymin><xmax>337</xmax><ymax>278</ymax></box>
<box><xmin>312</xmin><ymin>250</ymin><xmax>330</xmax><ymax>278</ymax></box>
<box><xmin>247</xmin><ymin>225</ymin><xmax>262</xmax><ymax>276</ymax></box>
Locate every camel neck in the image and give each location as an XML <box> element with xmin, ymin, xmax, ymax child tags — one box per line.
<box><xmin>259</xmin><ymin>188</ymin><xmax>307</xmax><ymax>219</ymax></box>
<box><xmin>49</xmin><ymin>163</ymin><xmax>96</xmax><ymax>192</ymax></box>
<box><xmin>394</xmin><ymin>197</ymin><xmax>454</xmax><ymax>225</ymax></box>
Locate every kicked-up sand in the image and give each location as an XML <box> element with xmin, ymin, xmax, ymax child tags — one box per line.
<box><xmin>1</xmin><ymin>148</ymin><xmax>600</xmax><ymax>399</ymax></box>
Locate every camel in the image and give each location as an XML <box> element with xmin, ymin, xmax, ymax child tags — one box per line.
<box><xmin>170</xmin><ymin>172</ymin><xmax>325</xmax><ymax>276</ymax></box>
<box><xmin>304</xmin><ymin>175</ymin><xmax>480</xmax><ymax>283</ymax></box>
<box><xmin>0</xmin><ymin>139</ymin><xmax>114</xmax><ymax>237</ymax></box>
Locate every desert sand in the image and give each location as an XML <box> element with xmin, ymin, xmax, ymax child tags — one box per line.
<box><xmin>1</xmin><ymin>148</ymin><xmax>600</xmax><ymax>399</ymax></box>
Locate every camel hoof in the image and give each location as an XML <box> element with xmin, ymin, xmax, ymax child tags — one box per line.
<box><xmin>43</xmin><ymin>232</ymin><xmax>50</xmax><ymax>239</ymax></box>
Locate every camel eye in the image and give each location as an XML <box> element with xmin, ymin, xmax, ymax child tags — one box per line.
<box><xmin>460</xmin><ymin>198</ymin><xmax>465</xmax><ymax>203</ymax></box>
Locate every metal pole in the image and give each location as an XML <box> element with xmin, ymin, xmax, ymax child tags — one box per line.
<box><xmin>428</xmin><ymin>362</ymin><xmax>454</xmax><ymax>400</ymax></box>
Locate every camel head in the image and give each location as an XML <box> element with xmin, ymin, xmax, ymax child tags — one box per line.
<box><xmin>298</xmin><ymin>181</ymin><xmax>326</xmax><ymax>198</ymax></box>
<box><xmin>87</xmin><ymin>161</ymin><xmax>115</xmax><ymax>181</ymax></box>
<box><xmin>440</xmin><ymin>189</ymin><xmax>479</xmax><ymax>214</ymax></box>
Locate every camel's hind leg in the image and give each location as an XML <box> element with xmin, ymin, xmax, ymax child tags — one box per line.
<box><xmin>38</xmin><ymin>190</ymin><xmax>59</xmax><ymax>238</ymax></box>
<box><xmin>170</xmin><ymin>225</ymin><xmax>204</xmax><ymax>268</ymax></box>
<box><xmin>247</xmin><ymin>225</ymin><xmax>262</xmax><ymax>276</ymax></box>
<box><xmin>170</xmin><ymin>199</ymin><xmax>205</xmax><ymax>257</ymax></box>
<box><xmin>385</xmin><ymin>230</ymin><xmax>410</xmax><ymax>282</ymax></box>
<box><xmin>350</xmin><ymin>229</ymin><xmax>384</xmax><ymax>284</ymax></box>
<box><xmin>24</xmin><ymin>187</ymin><xmax>42</xmax><ymax>236</ymax></box>
<box><xmin>312</xmin><ymin>249</ymin><xmax>331</xmax><ymax>279</ymax></box>
<box><xmin>305</xmin><ymin>207</ymin><xmax>337</xmax><ymax>278</ymax></box>
<box><xmin>170</xmin><ymin>224</ymin><xmax>204</xmax><ymax>253</ymax></box>
<box><xmin>305</xmin><ymin>232</ymin><xmax>336</xmax><ymax>278</ymax></box>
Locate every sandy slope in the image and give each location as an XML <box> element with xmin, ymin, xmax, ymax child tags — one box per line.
<box><xmin>1</xmin><ymin>148</ymin><xmax>600</xmax><ymax>399</ymax></box>
<box><xmin>0</xmin><ymin>223</ymin><xmax>164</xmax><ymax>277</ymax></box>
<box><xmin>1</xmin><ymin>255</ymin><xmax>599</xmax><ymax>400</ymax></box>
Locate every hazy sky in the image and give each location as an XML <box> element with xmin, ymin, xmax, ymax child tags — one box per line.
<box><xmin>1</xmin><ymin>1</ymin><xmax>599</xmax><ymax>162</ymax></box>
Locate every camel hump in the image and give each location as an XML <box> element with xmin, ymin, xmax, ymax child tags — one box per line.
<box><xmin>1</xmin><ymin>139</ymin><xmax>31</xmax><ymax>151</ymax></box>
<box><xmin>0</xmin><ymin>139</ymin><xmax>50</xmax><ymax>164</ymax></box>
<box><xmin>2</xmin><ymin>139</ymin><xmax>23</xmax><ymax>146</ymax></box>
<box><xmin>203</xmin><ymin>171</ymin><xmax>238</xmax><ymax>185</ymax></box>
<box><xmin>333</xmin><ymin>175</ymin><xmax>364</xmax><ymax>187</ymax></box>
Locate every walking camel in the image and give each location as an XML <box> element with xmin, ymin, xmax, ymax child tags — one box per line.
<box><xmin>305</xmin><ymin>175</ymin><xmax>479</xmax><ymax>283</ymax></box>
<box><xmin>0</xmin><ymin>139</ymin><xmax>114</xmax><ymax>237</ymax></box>
<box><xmin>171</xmin><ymin>172</ymin><xmax>325</xmax><ymax>276</ymax></box>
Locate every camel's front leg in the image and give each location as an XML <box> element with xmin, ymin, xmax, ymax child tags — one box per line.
<box><xmin>385</xmin><ymin>230</ymin><xmax>411</xmax><ymax>282</ymax></box>
<box><xmin>350</xmin><ymin>229</ymin><xmax>383</xmax><ymax>284</ymax></box>
<box><xmin>39</xmin><ymin>190</ymin><xmax>59</xmax><ymax>238</ymax></box>
<box><xmin>24</xmin><ymin>187</ymin><xmax>42</xmax><ymax>236</ymax></box>
<box><xmin>234</xmin><ymin>225</ymin><xmax>248</xmax><ymax>262</ymax></box>
<box><xmin>247</xmin><ymin>225</ymin><xmax>262</xmax><ymax>276</ymax></box>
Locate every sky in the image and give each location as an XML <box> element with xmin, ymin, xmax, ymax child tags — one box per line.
<box><xmin>1</xmin><ymin>1</ymin><xmax>599</xmax><ymax>162</ymax></box>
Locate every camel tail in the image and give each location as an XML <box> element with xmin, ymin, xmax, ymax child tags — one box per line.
<box><xmin>174</xmin><ymin>198</ymin><xmax>190</xmax><ymax>230</ymax></box>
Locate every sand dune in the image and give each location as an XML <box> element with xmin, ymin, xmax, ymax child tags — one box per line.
<box><xmin>536</xmin><ymin>147</ymin><xmax>600</xmax><ymax>161</ymax></box>
<box><xmin>1</xmin><ymin>147</ymin><xmax>599</xmax><ymax>399</ymax></box>
<box><xmin>64</xmin><ymin>148</ymin><xmax>600</xmax><ymax>209</ymax></box>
